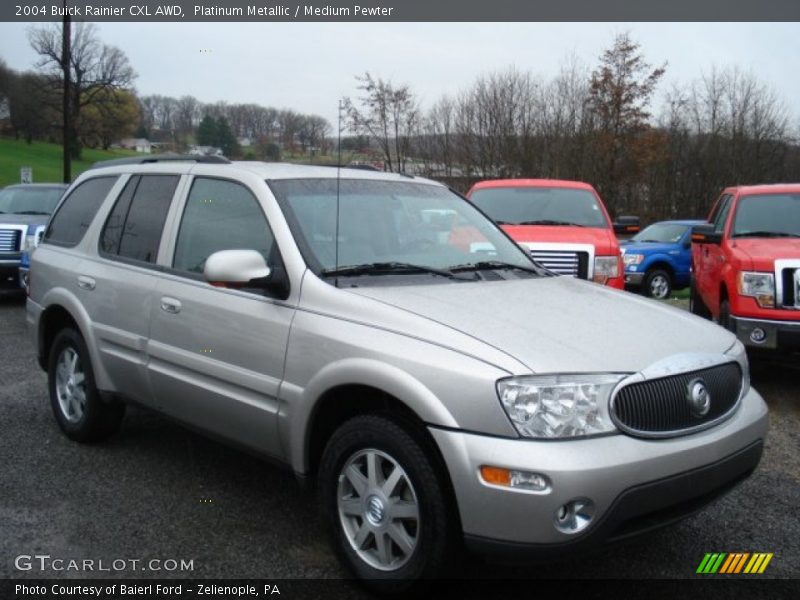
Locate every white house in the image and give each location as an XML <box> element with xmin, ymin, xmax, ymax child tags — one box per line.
<box><xmin>118</xmin><ymin>138</ymin><xmax>152</xmax><ymax>153</ymax></box>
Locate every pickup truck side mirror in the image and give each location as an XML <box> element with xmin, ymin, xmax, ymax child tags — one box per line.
<box><xmin>691</xmin><ymin>224</ymin><xmax>722</xmax><ymax>245</ymax></box>
<box><xmin>204</xmin><ymin>249</ymin><xmax>272</xmax><ymax>287</ymax></box>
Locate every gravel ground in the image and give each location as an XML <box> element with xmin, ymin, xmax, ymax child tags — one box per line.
<box><xmin>1</xmin><ymin>292</ymin><xmax>798</xmax><ymax>590</ymax></box>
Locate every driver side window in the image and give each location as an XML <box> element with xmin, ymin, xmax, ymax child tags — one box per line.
<box><xmin>173</xmin><ymin>178</ymin><xmax>276</xmax><ymax>275</ymax></box>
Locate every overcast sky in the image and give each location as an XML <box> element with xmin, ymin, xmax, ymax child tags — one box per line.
<box><xmin>1</xmin><ymin>22</ymin><xmax>799</xmax><ymax>128</ymax></box>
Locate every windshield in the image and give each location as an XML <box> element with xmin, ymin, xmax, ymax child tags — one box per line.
<box><xmin>269</xmin><ymin>179</ymin><xmax>537</xmax><ymax>279</ymax></box>
<box><xmin>632</xmin><ymin>222</ymin><xmax>690</xmax><ymax>243</ymax></box>
<box><xmin>0</xmin><ymin>186</ymin><xmax>64</xmax><ymax>215</ymax></box>
<box><xmin>470</xmin><ymin>186</ymin><xmax>609</xmax><ymax>228</ymax></box>
<box><xmin>733</xmin><ymin>194</ymin><xmax>800</xmax><ymax>238</ymax></box>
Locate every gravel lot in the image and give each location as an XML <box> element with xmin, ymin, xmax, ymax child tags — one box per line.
<box><xmin>1</xmin><ymin>292</ymin><xmax>798</xmax><ymax>588</ymax></box>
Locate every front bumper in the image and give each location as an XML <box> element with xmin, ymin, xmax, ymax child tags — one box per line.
<box><xmin>624</xmin><ymin>271</ymin><xmax>645</xmax><ymax>286</ymax></box>
<box><xmin>430</xmin><ymin>385</ymin><xmax>767</xmax><ymax>552</ymax></box>
<box><xmin>0</xmin><ymin>262</ymin><xmax>21</xmax><ymax>290</ymax></box>
<box><xmin>731</xmin><ymin>315</ymin><xmax>800</xmax><ymax>351</ymax></box>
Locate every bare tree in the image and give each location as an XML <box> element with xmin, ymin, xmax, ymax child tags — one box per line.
<box><xmin>343</xmin><ymin>73</ymin><xmax>420</xmax><ymax>172</ymax></box>
<box><xmin>29</xmin><ymin>23</ymin><xmax>136</xmax><ymax>160</ymax></box>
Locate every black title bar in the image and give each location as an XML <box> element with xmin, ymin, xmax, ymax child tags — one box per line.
<box><xmin>3</xmin><ymin>0</ymin><xmax>800</xmax><ymax>22</ymax></box>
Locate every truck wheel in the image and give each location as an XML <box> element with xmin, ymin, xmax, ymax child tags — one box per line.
<box><xmin>48</xmin><ymin>328</ymin><xmax>125</xmax><ymax>442</ymax></box>
<box><xmin>644</xmin><ymin>269</ymin><xmax>672</xmax><ymax>300</ymax></box>
<box><xmin>719</xmin><ymin>299</ymin><xmax>734</xmax><ymax>332</ymax></box>
<box><xmin>689</xmin><ymin>280</ymin><xmax>711</xmax><ymax>319</ymax></box>
<box><xmin>318</xmin><ymin>414</ymin><xmax>458</xmax><ymax>591</ymax></box>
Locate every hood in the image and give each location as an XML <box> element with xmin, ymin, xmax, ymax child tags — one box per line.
<box><xmin>732</xmin><ymin>238</ymin><xmax>800</xmax><ymax>267</ymax></box>
<box><xmin>0</xmin><ymin>214</ymin><xmax>49</xmax><ymax>233</ymax></box>
<box><xmin>347</xmin><ymin>276</ymin><xmax>735</xmax><ymax>374</ymax></box>
<box><xmin>621</xmin><ymin>241</ymin><xmax>680</xmax><ymax>256</ymax></box>
<box><xmin>501</xmin><ymin>225</ymin><xmax>619</xmax><ymax>254</ymax></box>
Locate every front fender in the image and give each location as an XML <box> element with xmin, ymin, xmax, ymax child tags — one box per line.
<box><xmin>280</xmin><ymin>358</ymin><xmax>460</xmax><ymax>475</ymax></box>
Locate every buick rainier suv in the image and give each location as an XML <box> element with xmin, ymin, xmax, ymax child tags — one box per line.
<box><xmin>28</xmin><ymin>157</ymin><xmax>767</xmax><ymax>590</ymax></box>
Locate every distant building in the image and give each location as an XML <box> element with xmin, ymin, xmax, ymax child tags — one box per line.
<box><xmin>237</xmin><ymin>137</ymin><xmax>252</xmax><ymax>148</ymax></box>
<box><xmin>188</xmin><ymin>145</ymin><xmax>224</xmax><ymax>157</ymax></box>
<box><xmin>117</xmin><ymin>138</ymin><xmax>152</xmax><ymax>153</ymax></box>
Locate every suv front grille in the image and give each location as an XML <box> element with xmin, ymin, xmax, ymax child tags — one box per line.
<box><xmin>530</xmin><ymin>250</ymin><xmax>589</xmax><ymax>279</ymax></box>
<box><xmin>0</xmin><ymin>228</ymin><xmax>23</xmax><ymax>253</ymax></box>
<box><xmin>611</xmin><ymin>362</ymin><xmax>742</xmax><ymax>437</ymax></box>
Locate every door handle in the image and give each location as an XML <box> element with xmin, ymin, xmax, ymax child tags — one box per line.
<box><xmin>160</xmin><ymin>297</ymin><xmax>182</xmax><ymax>314</ymax></box>
<box><xmin>77</xmin><ymin>275</ymin><xmax>96</xmax><ymax>291</ymax></box>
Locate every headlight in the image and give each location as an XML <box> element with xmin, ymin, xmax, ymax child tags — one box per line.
<box><xmin>737</xmin><ymin>271</ymin><xmax>774</xmax><ymax>308</ymax></box>
<box><xmin>623</xmin><ymin>253</ymin><xmax>644</xmax><ymax>266</ymax></box>
<box><xmin>593</xmin><ymin>255</ymin><xmax>620</xmax><ymax>282</ymax></box>
<box><xmin>497</xmin><ymin>374</ymin><xmax>626</xmax><ymax>439</ymax></box>
<box><xmin>23</xmin><ymin>226</ymin><xmax>46</xmax><ymax>252</ymax></box>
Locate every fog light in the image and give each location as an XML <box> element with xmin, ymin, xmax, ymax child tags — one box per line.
<box><xmin>749</xmin><ymin>328</ymin><xmax>767</xmax><ymax>344</ymax></box>
<box><xmin>554</xmin><ymin>498</ymin><xmax>595</xmax><ymax>534</ymax></box>
<box><xmin>479</xmin><ymin>466</ymin><xmax>549</xmax><ymax>492</ymax></box>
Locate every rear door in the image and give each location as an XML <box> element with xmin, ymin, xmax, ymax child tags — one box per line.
<box><xmin>146</xmin><ymin>176</ymin><xmax>293</xmax><ymax>458</ymax></box>
<box><xmin>79</xmin><ymin>174</ymin><xmax>182</xmax><ymax>404</ymax></box>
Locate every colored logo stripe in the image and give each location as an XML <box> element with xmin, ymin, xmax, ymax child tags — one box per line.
<box><xmin>697</xmin><ymin>552</ymin><xmax>773</xmax><ymax>574</ymax></box>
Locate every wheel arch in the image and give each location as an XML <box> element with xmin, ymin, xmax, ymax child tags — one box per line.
<box><xmin>37</xmin><ymin>288</ymin><xmax>112</xmax><ymax>390</ymax></box>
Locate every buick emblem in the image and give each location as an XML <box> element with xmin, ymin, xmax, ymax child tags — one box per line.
<box><xmin>687</xmin><ymin>378</ymin><xmax>711</xmax><ymax>417</ymax></box>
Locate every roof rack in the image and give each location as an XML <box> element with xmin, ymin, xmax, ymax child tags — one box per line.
<box><xmin>90</xmin><ymin>154</ymin><xmax>231</xmax><ymax>169</ymax></box>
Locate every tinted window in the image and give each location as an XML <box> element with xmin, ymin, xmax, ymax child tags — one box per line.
<box><xmin>470</xmin><ymin>187</ymin><xmax>609</xmax><ymax>228</ymax></box>
<box><xmin>732</xmin><ymin>194</ymin><xmax>800</xmax><ymax>238</ymax></box>
<box><xmin>100</xmin><ymin>177</ymin><xmax>137</xmax><ymax>255</ymax></box>
<box><xmin>100</xmin><ymin>175</ymin><xmax>178</xmax><ymax>263</ymax></box>
<box><xmin>173</xmin><ymin>178</ymin><xmax>275</xmax><ymax>274</ymax></box>
<box><xmin>713</xmin><ymin>196</ymin><xmax>733</xmax><ymax>233</ymax></box>
<box><xmin>44</xmin><ymin>177</ymin><xmax>117</xmax><ymax>246</ymax></box>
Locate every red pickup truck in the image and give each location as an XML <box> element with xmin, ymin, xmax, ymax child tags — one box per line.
<box><xmin>691</xmin><ymin>184</ymin><xmax>800</xmax><ymax>352</ymax></box>
<box><xmin>467</xmin><ymin>179</ymin><xmax>624</xmax><ymax>288</ymax></box>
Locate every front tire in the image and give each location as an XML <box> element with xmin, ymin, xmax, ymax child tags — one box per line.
<box><xmin>644</xmin><ymin>269</ymin><xmax>672</xmax><ymax>300</ymax></box>
<box><xmin>318</xmin><ymin>414</ymin><xmax>458</xmax><ymax>591</ymax></box>
<box><xmin>690</xmin><ymin>279</ymin><xmax>712</xmax><ymax>319</ymax></box>
<box><xmin>48</xmin><ymin>328</ymin><xmax>125</xmax><ymax>442</ymax></box>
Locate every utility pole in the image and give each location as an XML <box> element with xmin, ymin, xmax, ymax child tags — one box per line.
<box><xmin>61</xmin><ymin>2</ymin><xmax>71</xmax><ymax>183</ymax></box>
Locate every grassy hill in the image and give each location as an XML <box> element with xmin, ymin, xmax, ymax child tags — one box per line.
<box><xmin>0</xmin><ymin>138</ymin><xmax>138</xmax><ymax>187</ymax></box>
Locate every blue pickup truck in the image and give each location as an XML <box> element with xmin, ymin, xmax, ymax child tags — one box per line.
<box><xmin>0</xmin><ymin>183</ymin><xmax>67</xmax><ymax>291</ymax></box>
<box><xmin>621</xmin><ymin>219</ymin><xmax>704</xmax><ymax>299</ymax></box>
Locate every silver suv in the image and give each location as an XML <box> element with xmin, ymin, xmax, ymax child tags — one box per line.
<box><xmin>28</xmin><ymin>157</ymin><xmax>767</xmax><ymax>589</ymax></box>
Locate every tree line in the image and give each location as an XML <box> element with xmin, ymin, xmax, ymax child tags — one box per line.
<box><xmin>0</xmin><ymin>23</ymin><xmax>332</xmax><ymax>164</ymax></box>
<box><xmin>348</xmin><ymin>34</ymin><xmax>800</xmax><ymax>221</ymax></box>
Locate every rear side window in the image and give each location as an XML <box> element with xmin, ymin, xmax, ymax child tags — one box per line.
<box><xmin>100</xmin><ymin>175</ymin><xmax>179</xmax><ymax>264</ymax></box>
<box><xmin>44</xmin><ymin>177</ymin><xmax>117</xmax><ymax>246</ymax></box>
<box><xmin>173</xmin><ymin>178</ymin><xmax>275</xmax><ymax>274</ymax></box>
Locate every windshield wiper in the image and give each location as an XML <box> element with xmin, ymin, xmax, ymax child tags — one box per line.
<box><xmin>448</xmin><ymin>260</ymin><xmax>542</xmax><ymax>275</ymax></box>
<box><xmin>733</xmin><ymin>231</ymin><xmax>800</xmax><ymax>239</ymax></box>
<box><xmin>636</xmin><ymin>239</ymin><xmax>662</xmax><ymax>243</ymax></box>
<box><xmin>12</xmin><ymin>210</ymin><xmax>50</xmax><ymax>215</ymax></box>
<box><xmin>321</xmin><ymin>262</ymin><xmax>471</xmax><ymax>280</ymax></box>
<box><xmin>515</xmin><ymin>219</ymin><xmax>585</xmax><ymax>227</ymax></box>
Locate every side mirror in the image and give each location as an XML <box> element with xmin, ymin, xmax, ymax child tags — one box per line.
<box><xmin>613</xmin><ymin>215</ymin><xmax>640</xmax><ymax>236</ymax></box>
<box><xmin>691</xmin><ymin>224</ymin><xmax>722</xmax><ymax>245</ymax></box>
<box><xmin>204</xmin><ymin>249</ymin><xmax>271</xmax><ymax>287</ymax></box>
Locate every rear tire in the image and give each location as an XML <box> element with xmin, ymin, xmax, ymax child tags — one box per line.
<box><xmin>318</xmin><ymin>414</ymin><xmax>458</xmax><ymax>592</ymax></box>
<box><xmin>48</xmin><ymin>328</ymin><xmax>125</xmax><ymax>443</ymax></box>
